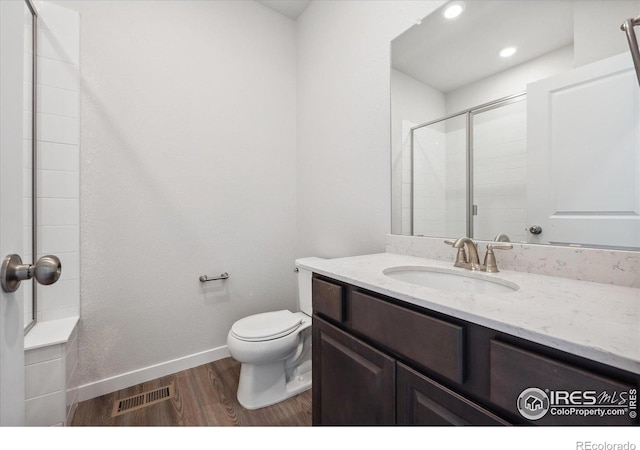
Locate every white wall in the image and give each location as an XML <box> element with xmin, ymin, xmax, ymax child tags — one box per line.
<box><xmin>573</xmin><ymin>0</ymin><xmax>640</xmax><ymax>67</ymax></box>
<box><xmin>57</xmin><ymin>0</ymin><xmax>297</xmax><ymax>399</ymax></box>
<box><xmin>33</xmin><ymin>1</ymin><xmax>81</xmax><ymax>323</ymax></box>
<box><xmin>445</xmin><ymin>45</ymin><xmax>574</xmax><ymax>115</ymax></box>
<box><xmin>296</xmin><ymin>0</ymin><xmax>444</xmax><ymax>258</ymax></box>
<box><xmin>391</xmin><ymin>69</ymin><xmax>445</xmax><ymax>235</ymax></box>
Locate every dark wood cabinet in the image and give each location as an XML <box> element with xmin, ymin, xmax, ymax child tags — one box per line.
<box><xmin>312</xmin><ymin>316</ymin><xmax>395</xmax><ymax>425</ymax></box>
<box><xmin>350</xmin><ymin>290</ymin><xmax>465</xmax><ymax>384</ymax></box>
<box><xmin>397</xmin><ymin>362</ymin><xmax>508</xmax><ymax>426</ymax></box>
<box><xmin>312</xmin><ymin>277</ymin><xmax>345</xmax><ymax>322</ymax></box>
<box><xmin>311</xmin><ymin>274</ymin><xmax>639</xmax><ymax>426</ymax></box>
<box><xmin>490</xmin><ymin>340</ymin><xmax>637</xmax><ymax>426</ymax></box>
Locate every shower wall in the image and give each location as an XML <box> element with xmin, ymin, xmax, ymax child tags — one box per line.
<box><xmin>23</xmin><ymin>1</ymin><xmax>80</xmax><ymax>426</ymax></box>
<box><xmin>57</xmin><ymin>0</ymin><xmax>298</xmax><ymax>400</ymax></box>
<box><xmin>32</xmin><ymin>1</ymin><xmax>81</xmax><ymax>323</ymax></box>
<box><xmin>472</xmin><ymin>101</ymin><xmax>528</xmax><ymax>242</ymax></box>
<box><xmin>23</xmin><ymin>1</ymin><xmax>81</xmax><ymax>327</ymax></box>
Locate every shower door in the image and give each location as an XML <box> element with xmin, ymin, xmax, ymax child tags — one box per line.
<box><xmin>471</xmin><ymin>97</ymin><xmax>528</xmax><ymax>243</ymax></box>
<box><xmin>411</xmin><ymin>114</ymin><xmax>467</xmax><ymax>238</ymax></box>
<box><xmin>411</xmin><ymin>95</ymin><xmax>526</xmax><ymax>241</ymax></box>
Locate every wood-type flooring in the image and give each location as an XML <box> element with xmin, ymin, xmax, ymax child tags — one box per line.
<box><xmin>70</xmin><ymin>357</ymin><xmax>311</xmax><ymax>426</ymax></box>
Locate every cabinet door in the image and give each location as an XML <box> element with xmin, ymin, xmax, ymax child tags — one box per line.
<box><xmin>312</xmin><ymin>316</ymin><xmax>395</xmax><ymax>425</ymax></box>
<box><xmin>397</xmin><ymin>363</ymin><xmax>509</xmax><ymax>426</ymax></box>
<box><xmin>490</xmin><ymin>340</ymin><xmax>638</xmax><ymax>426</ymax></box>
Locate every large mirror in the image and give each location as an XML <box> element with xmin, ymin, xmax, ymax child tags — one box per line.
<box><xmin>391</xmin><ymin>0</ymin><xmax>640</xmax><ymax>250</ymax></box>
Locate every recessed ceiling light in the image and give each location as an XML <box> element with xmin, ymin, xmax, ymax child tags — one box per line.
<box><xmin>499</xmin><ymin>46</ymin><xmax>517</xmax><ymax>58</ymax></box>
<box><xmin>443</xmin><ymin>2</ymin><xmax>465</xmax><ymax>20</ymax></box>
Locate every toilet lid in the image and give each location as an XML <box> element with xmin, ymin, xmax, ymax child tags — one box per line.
<box><xmin>231</xmin><ymin>310</ymin><xmax>302</xmax><ymax>341</ymax></box>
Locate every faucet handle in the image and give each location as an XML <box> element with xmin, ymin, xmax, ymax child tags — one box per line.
<box><xmin>487</xmin><ymin>243</ymin><xmax>513</xmax><ymax>251</ymax></box>
<box><xmin>483</xmin><ymin>243</ymin><xmax>512</xmax><ymax>273</ymax></box>
<box><xmin>444</xmin><ymin>239</ymin><xmax>468</xmax><ymax>267</ymax></box>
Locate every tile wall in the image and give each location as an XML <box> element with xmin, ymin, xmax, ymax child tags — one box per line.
<box><xmin>23</xmin><ymin>1</ymin><xmax>80</xmax><ymax>426</ymax></box>
<box><xmin>34</xmin><ymin>1</ymin><xmax>80</xmax><ymax>322</ymax></box>
<box><xmin>25</xmin><ymin>320</ymin><xmax>78</xmax><ymax>426</ymax></box>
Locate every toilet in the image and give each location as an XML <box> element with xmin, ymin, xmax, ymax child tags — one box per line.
<box><xmin>227</xmin><ymin>267</ymin><xmax>313</xmax><ymax>410</ymax></box>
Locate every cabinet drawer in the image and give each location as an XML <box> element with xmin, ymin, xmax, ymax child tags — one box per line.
<box><xmin>490</xmin><ymin>340</ymin><xmax>638</xmax><ymax>425</ymax></box>
<box><xmin>312</xmin><ymin>277</ymin><xmax>345</xmax><ymax>322</ymax></box>
<box><xmin>397</xmin><ymin>362</ymin><xmax>508</xmax><ymax>426</ymax></box>
<box><xmin>350</xmin><ymin>291</ymin><xmax>465</xmax><ymax>384</ymax></box>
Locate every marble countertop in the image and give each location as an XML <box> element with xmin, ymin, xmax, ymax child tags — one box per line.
<box><xmin>296</xmin><ymin>253</ymin><xmax>640</xmax><ymax>375</ymax></box>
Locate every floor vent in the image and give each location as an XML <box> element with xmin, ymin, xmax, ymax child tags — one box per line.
<box><xmin>111</xmin><ymin>382</ymin><xmax>175</xmax><ymax>417</ymax></box>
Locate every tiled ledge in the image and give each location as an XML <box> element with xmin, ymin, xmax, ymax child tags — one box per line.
<box><xmin>24</xmin><ymin>316</ymin><xmax>79</xmax><ymax>351</ymax></box>
<box><xmin>385</xmin><ymin>234</ymin><xmax>640</xmax><ymax>288</ymax></box>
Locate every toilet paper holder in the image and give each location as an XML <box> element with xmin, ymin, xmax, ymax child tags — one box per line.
<box><xmin>199</xmin><ymin>272</ymin><xmax>229</xmax><ymax>282</ymax></box>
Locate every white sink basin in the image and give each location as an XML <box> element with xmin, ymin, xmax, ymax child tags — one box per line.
<box><xmin>383</xmin><ymin>266</ymin><xmax>519</xmax><ymax>295</ymax></box>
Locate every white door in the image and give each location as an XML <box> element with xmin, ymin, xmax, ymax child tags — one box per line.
<box><xmin>0</xmin><ymin>0</ymin><xmax>28</xmax><ymax>425</ymax></box>
<box><xmin>527</xmin><ymin>53</ymin><xmax>640</xmax><ymax>249</ymax></box>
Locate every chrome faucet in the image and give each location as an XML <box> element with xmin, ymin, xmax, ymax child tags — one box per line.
<box><xmin>493</xmin><ymin>233</ymin><xmax>511</xmax><ymax>242</ymax></box>
<box><xmin>452</xmin><ymin>237</ymin><xmax>482</xmax><ymax>270</ymax></box>
<box><xmin>445</xmin><ymin>237</ymin><xmax>512</xmax><ymax>273</ymax></box>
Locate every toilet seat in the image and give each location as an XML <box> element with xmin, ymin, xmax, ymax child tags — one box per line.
<box><xmin>231</xmin><ymin>310</ymin><xmax>302</xmax><ymax>342</ymax></box>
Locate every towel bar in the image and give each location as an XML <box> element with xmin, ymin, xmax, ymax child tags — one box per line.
<box><xmin>199</xmin><ymin>272</ymin><xmax>229</xmax><ymax>282</ymax></box>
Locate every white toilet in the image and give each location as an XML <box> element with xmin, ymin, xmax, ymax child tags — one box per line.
<box><xmin>227</xmin><ymin>267</ymin><xmax>313</xmax><ymax>410</ymax></box>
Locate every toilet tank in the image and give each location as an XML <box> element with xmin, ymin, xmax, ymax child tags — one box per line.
<box><xmin>296</xmin><ymin>266</ymin><xmax>313</xmax><ymax>316</ymax></box>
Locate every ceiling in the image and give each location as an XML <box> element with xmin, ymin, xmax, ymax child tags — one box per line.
<box><xmin>392</xmin><ymin>0</ymin><xmax>575</xmax><ymax>93</ymax></box>
<box><xmin>257</xmin><ymin>0</ymin><xmax>312</xmax><ymax>20</ymax></box>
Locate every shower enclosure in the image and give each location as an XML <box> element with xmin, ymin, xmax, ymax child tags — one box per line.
<box><xmin>410</xmin><ymin>94</ymin><xmax>527</xmax><ymax>242</ymax></box>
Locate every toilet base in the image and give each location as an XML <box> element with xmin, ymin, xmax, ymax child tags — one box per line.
<box><xmin>236</xmin><ymin>360</ymin><xmax>312</xmax><ymax>410</ymax></box>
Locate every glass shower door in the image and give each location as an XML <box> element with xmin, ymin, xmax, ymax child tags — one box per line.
<box><xmin>471</xmin><ymin>98</ymin><xmax>527</xmax><ymax>242</ymax></box>
<box><xmin>411</xmin><ymin>114</ymin><xmax>467</xmax><ymax>238</ymax></box>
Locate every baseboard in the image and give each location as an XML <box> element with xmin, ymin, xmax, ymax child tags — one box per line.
<box><xmin>73</xmin><ymin>345</ymin><xmax>230</xmax><ymax>403</ymax></box>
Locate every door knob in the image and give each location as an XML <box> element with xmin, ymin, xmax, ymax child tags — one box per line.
<box><xmin>528</xmin><ymin>225</ymin><xmax>542</xmax><ymax>235</ymax></box>
<box><xmin>1</xmin><ymin>254</ymin><xmax>62</xmax><ymax>293</ymax></box>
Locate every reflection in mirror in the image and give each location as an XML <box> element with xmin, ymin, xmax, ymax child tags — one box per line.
<box><xmin>391</xmin><ymin>0</ymin><xmax>640</xmax><ymax>250</ymax></box>
<box><xmin>471</xmin><ymin>96</ymin><xmax>527</xmax><ymax>242</ymax></box>
<box><xmin>410</xmin><ymin>113</ymin><xmax>467</xmax><ymax>239</ymax></box>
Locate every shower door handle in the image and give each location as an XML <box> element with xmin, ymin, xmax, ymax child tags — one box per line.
<box><xmin>1</xmin><ymin>254</ymin><xmax>62</xmax><ymax>293</ymax></box>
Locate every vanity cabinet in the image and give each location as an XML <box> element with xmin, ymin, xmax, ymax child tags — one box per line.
<box><xmin>397</xmin><ymin>362</ymin><xmax>508</xmax><ymax>425</ymax></box>
<box><xmin>311</xmin><ymin>274</ymin><xmax>639</xmax><ymax>426</ymax></box>
<box><xmin>312</xmin><ymin>317</ymin><xmax>395</xmax><ymax>425</ymax></box>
